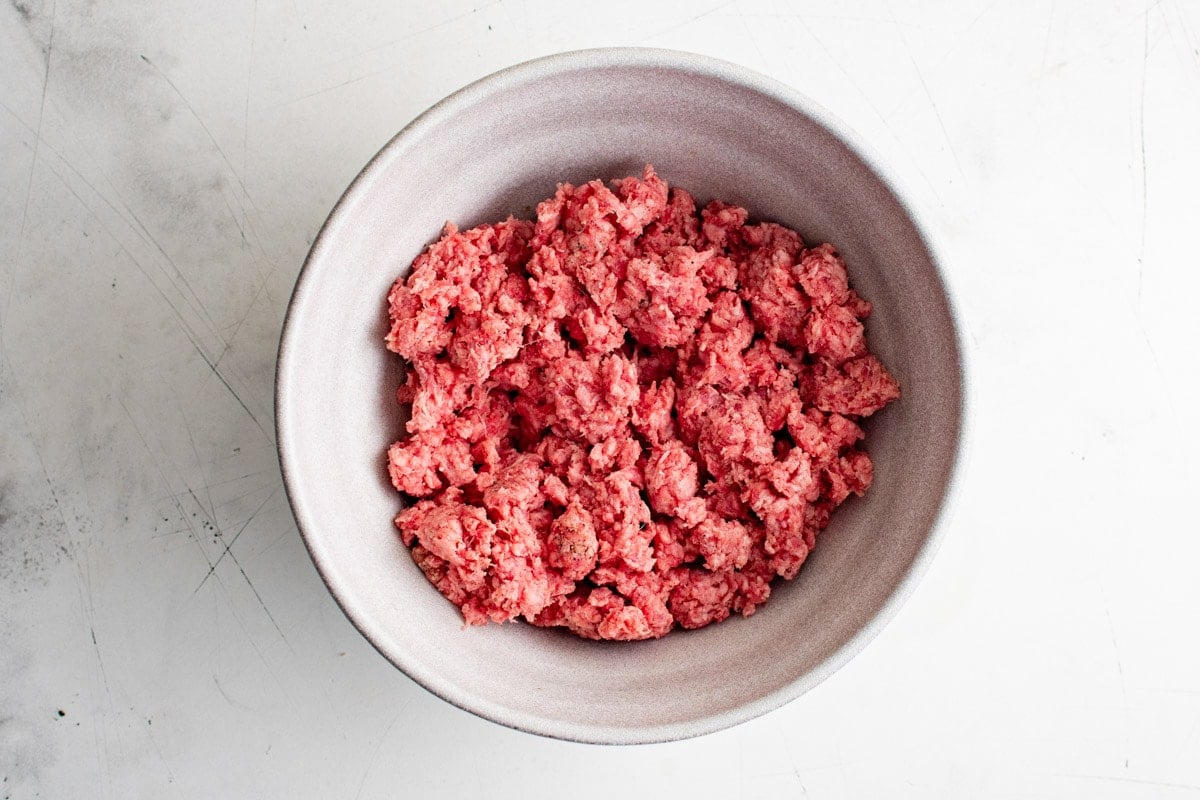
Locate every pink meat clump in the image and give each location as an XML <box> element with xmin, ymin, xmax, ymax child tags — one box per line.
<box><xmin>385</xmin><ymin>165</ymin><xmax>899</xmax><ymax>641</ymax></box>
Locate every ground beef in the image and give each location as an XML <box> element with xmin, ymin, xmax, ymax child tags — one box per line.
<box><xmin>385</xmin><ymin>165</ymin><xmax>899</xmax><ymax>640</ymax></box>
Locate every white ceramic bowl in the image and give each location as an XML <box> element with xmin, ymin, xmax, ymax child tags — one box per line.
<box><xmin>276</xmin><ymin>48</ymin><xmax>967</xmax><ymax>744</ymax></box>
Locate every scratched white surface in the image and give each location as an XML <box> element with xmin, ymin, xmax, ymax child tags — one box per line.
<box><xmin>1</xmin><ymin>0</ymin><xmax>1198</xmax><ymax>797</ymax></box>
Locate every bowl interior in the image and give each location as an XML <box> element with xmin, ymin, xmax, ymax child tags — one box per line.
<box><xmin>276</xmin><ymin>50</ymin><xmax>963</xmax><ymax>744</ymax></box>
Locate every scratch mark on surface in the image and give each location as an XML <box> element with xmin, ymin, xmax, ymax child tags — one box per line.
<box><xmin>787</xmin><ymin>13</ymin><xmax>947</xmax><ymax>209</ymax></box>
<box><xmin>213</xmin><ymin>674</ymin><xmax>257</xmax><ymax>712</ymax></box>
<box><xmin>793</xmin><ymin>768</ymin><xmax>810</xmax><ymax>797</ymax></box>
<box><xmin>213</xmin><ymin>263</ymin><xmax>272</xmax><ymax>370</ymax></box>
<box><xmin>353</xmin><ymin>705</ymin><xmax>409</xmax><ymax>800</ymax></box>
<box><xmin>1060</xmin><ymin>774</ymin><xmax>1200</xmax><ymax>792</ymax></box>
<box><xmin>1039</xmin><ymin>0</ymin><xmax>1056</xmax><ymax>76</ymax></box>
<box><xmin>769</xmin><ymin>718</ymin><xmax>814</xmax><ymax>796</ymax></box>
<box><xmin>739</xmin><ymin>14</ymin><xmax>770</xmax><ymax>71</ymax></box>
<box><xmin>186</xmin><ymin>455</ymin><xmax>217</xmax><ymax>532</ymax></box>
<box><xmin>330</xmin><ymin>1</ymin><xmax>504</xmax><ymax>65</ymax></box>
<box><xmin>39</xmin><ymin>154</ymin><xmax>162</xmax><ymax>287</ymax></box>
<box><xmin>1169</xmin><ymin>0</ymin><xmax>1200</xmax><ymax>73</ymax></box>
<box><xmin>955</xmin><ymin>0</ymin><xmax>1003</xmax><ymax>56</ymax></box>
<box><xmin>28</xmin><ymin>72</ymin><xmax>254</xmax><ymax>342</ymax></box>
<box><xmin>834</xmin><ymin>727</ymin><xmax>851</xmax><ymax>795</ymax></box>
<box><xmin>636</xmin><ymin>0</ymin><xmax>735</xmax><ymax>44</ymax></box>
<box><xmin>152</xmin><ymin>471</ymin><xmax>273</xmax><ymax>508</ymax></box>
<box><xmin>0</xmin><ymin>348</ymin><xmax>74</xmax><ymax>546</ymax></box>
<box><xmin>16</xmin><ymin>25</ymin><xmax>52</xmax><ymax>228</ymax></box>
<box><xmin>5</xmin><ymin>0</ymin><xmax>57</xmax><ymax>337</ymax></box>
<box><xmin>64</xmin><ymin>422</ymin><xmax>98</xmax><ymax>527</ymax></box>
<box><xmin>83</xmin><ymin>591</ymin><xmax>117</xmax><ymax>800</ymax></box>
<box><xmin>242</xmin><ymin>0</ymin><xmax>258</xmax><ymax>244</ymax></box>
<box><xmin>208</xmin><ymin>478</ymin><xmax>275</xmax><ymax>511</ymax></box>
<box><xmin>140</xmin><ymin>55</ymin><xmax>259</xmax><ymax>219</ymax></box>
<box><xmin>72</xmin><ymin>156</ymin><xmax>225</xmax><ymax>341</ymax></box>
<box><xmin>143</xmin><ymin>724</ymin><xmax>180</xmax><ymax>793</ymax></box>
<box><xmin>185</xmin><ymin>487</ymin><xmax>209</xmax><ymax>527</ymax></box>
<box><xmin>117</xmin><ymin>395</ymin><xmax>219</xmax><ymax>570</ymax></box>
<box><xmin>116</xmin><ymin>395</ymin><xmax>291</xmax><ymax>687</ymax></box>
<box><xmin>103</xmin><ymin>148</ymin><xmax>231</xmax><ymax>343</ymax></box>
<box><xmin>151</xmin><ymin>525</ymin><xmax>200</xmax><ymax>541</ymax></box>
<box><xmin>189</xmin><ymin>338</ymin><xmax>272</xmax><ymax>442</ymax></box>
<box><xmin>1100</xmin><ymin>589</ymin><xmax>1132</xmax><ymax>771</ymax></box>
<box><xmin>1029</xmin><ymin>0</ymin><xmax>1166</xmax><ymax>82</ymax></box>
<box><xmin>1170</xmin><ymin>714</ymin><xmax>1200</xmax><ymax>767</ymax></box>
<box><xmin>227</xmin><ymin>546</ymin><xmax>291</xmax><ymax>647</ymax></box>
<box><xmin>22</xmin><ymin>136</ymin><xmax>205</xmax><ymax>343</ymax></box>
<box><xmin>277</xmin><ymin>0</ymin><xmax>505</xmax><ymax>108</ymax></box>
<box><xmin>194</xmin><ymin>485</ymin><xmax>279</xmax><ymax>593</ymax></box>
<box><xmin>200</xmin><ymin>560</ymin><xmax>290</xmax><ymax>691</ymax></box>
<box><xmin>258</xmin><ymin>522</ymin><xmax>299</xmax><ymax>555</ymax></box>
<box><xmin>219</xmin><ymin>590</ymin><xmax>290</xmax><ymax>690</ymax></box>
<box><xmin>273</xmin><ymin>73</ymin><xmax>380</xmax><ymax>109</ymax></box>
<box><xmin>0</xmin><ymin>93</ymin><xmax>34</xmax><ymax>131</ymax></box>
<box><xmin>90</xmin><ymin>626</ymin><xmax>112</xmax><ymax>699</ymax></box>
<box><xmin>1137</xmin><ymin>9</ymin><xmax>1150</xmax><ymax>302</ymax></box>
<box><xmin>219</xmin><ymin>189</ymin><xmax>248</xmax><ymax>242</ymax></box>
<box><xmin>886</xmin><ymin>2</ymin><xmax>965</xmax><ymax>178</ymax></box>
<box><xmin>177</xmin><ymin>396</ymin><xmax>218</xmax><ymax>525</ymax></box>
<box><xmin>790</xmin><ymin>14</ymin><xmax>891</xmax><ymax>131</ymax></box>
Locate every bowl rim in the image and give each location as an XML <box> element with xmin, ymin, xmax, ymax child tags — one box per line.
<box><xmin>275</xmin><ymin>45</ymin><xmax>974</xmax><ymax>746</ymax></box>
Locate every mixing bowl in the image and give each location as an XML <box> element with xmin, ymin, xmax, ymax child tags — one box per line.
<box><xmin>275</xmin><ymin>47</ymin><xmax>968</xmax><ymax>744</ymax></box>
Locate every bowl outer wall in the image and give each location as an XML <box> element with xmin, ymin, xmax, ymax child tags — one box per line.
<box><xmin>274</xmin><ymin>47</ymin><xmax>971</xmax><ymax>745</ymax></box>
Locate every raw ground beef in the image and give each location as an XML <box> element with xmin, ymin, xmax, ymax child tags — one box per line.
<box><xmin>385</xmin><ymin>165</ymin><xmax>899</xmax><ymax>641</ymax></box>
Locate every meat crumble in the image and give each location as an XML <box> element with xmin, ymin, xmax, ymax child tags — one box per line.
<box><xmin>385</xmin><ymin>165</ymin><xmax>899</xmax><ymax>640</ymax></box>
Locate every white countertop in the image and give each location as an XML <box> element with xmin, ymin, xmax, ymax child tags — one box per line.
<box><xmin>3</xmin><ymin>1</ymin><xmax>1198</xmax><ymax>797</ymax></box>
